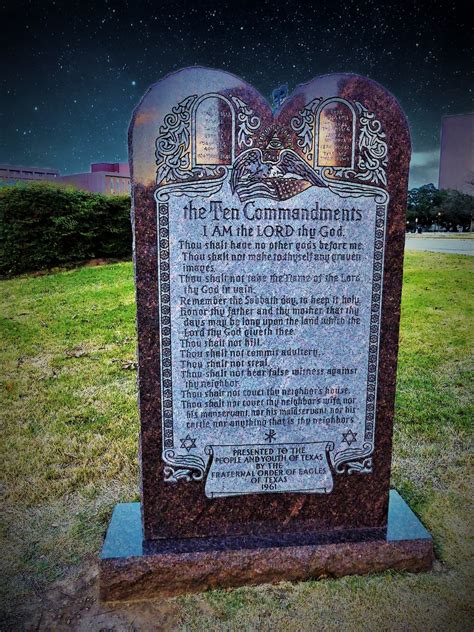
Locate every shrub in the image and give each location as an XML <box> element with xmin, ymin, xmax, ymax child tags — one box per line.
<box><xmin>0</xmin><ymin>182</ymin><xmax>132</xmax><ymax>275</ymax></box>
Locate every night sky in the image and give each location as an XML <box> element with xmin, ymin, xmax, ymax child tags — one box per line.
<box><xmin>1</xmin><ymin>0</ymin><xmax>472</xmax><ymax>188</ymax></box>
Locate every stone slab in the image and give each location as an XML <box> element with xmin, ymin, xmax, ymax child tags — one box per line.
<box><xmin>99</xmin><ymin>490</ymin><xmax>433</xmax><ymax>601</ymax></box>
<box><xmin>130</xmin><ymin>68</ymin><xmax>411</xmax><ymax>541</ymax></box>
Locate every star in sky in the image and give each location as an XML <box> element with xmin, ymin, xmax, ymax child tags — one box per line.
<box><xmin>179</xmin><ymin>434</ymin><xmax>197</xmax><ymax>453</ymax></box>
<box><xmin>1</xmin><ymin>0</ymin><xmax>469</xmax><ymax>187</ymax></box>
<box><xmin>341</xmin><ymin>429</ymin><xmax>358</xmax><ymax>447</ymax></box>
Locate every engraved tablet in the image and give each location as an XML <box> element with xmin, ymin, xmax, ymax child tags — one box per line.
<box><xmin>130</xmin><ymin>68</ymin><xmax>410</xmax><ymax>540</ymax></box>
<box><xmin>153</xmin><ymin>86</ymin><xmax>389</xmax><ymax>498</ymax></box>
<box><xmin>159</xmin><ymin>187</ymin><xmax>385</xmax><ymax>498</ymax></box>
<box><xmin>194</xmin><ymin>95</ymin><xmax>234</xmax><ymax>166</ymax></box>
<box><xmin>317</xmin><ymin>99</ymin><xmax>354</xmax><ymax>168</ymax></box>
<box><xmin>101</xmin><ymin>69</ymin><xmax>434</xmax><ymax>601</ymax></box>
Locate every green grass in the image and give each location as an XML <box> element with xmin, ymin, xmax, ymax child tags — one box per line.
<box><xmin>1</xmin><ymin>252</ymin><xmax>473</xmax><ymax>630</ymax></box>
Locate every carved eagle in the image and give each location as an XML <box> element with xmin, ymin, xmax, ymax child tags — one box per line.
<box><xmin>230</xmin><ymin>148</ymin><xmax>325</xmax><ymax>202</ymax></box>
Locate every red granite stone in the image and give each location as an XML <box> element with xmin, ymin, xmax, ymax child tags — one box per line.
<box><xmin>99</xmin><ymin>493</ymin><xmax>433</xmax><ymax>601</ymax></box>
<box><xmin>101</xmin><ymin>539</ymin><xmax>433</xmax><ymax>601</ymax></box>
<box><xmin>128</xmin><ymin>68</ymin><xmax>410</xmax><ymax>541</ymax></box>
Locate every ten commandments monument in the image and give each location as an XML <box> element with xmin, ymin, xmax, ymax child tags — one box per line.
<box><xmin>100</xmin><ymin>68</ymin><xmax>433</xmax><ymax>600</ymax></box>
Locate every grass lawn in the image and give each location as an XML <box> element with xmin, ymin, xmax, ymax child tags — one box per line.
<box><xmin>1</xmin><ymin>252</ymin><xmax>473</xmax><ymax>630</ymax></box>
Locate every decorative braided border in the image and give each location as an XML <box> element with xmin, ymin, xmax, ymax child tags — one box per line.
<box><xmin>157</xmin><ymin>202</ymin><xmax>173</xmax><ymax>449</ymax></box>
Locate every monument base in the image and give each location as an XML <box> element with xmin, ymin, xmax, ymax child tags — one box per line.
<box><xmin>99</xmin><ymin>490</ymin><xmax>433</xmax><ymax>602</ymax></box>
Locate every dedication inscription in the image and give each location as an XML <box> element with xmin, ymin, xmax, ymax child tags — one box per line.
<box><xmin>154</xmin><ymin>85</ymin><xmax>388</xmax><ymax>499</ymax></box>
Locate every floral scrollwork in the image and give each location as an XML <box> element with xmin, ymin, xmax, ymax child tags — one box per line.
<box><xmin>354</xmin><ymin>102</ymin><xmax>388</xmax><ymax>186</ymax></box>
<box><xmin>163</xmin><ymin>449</ymin><xmax>207</xmax><ymax>483</ymax></box>
<box><xmin>333</xmin><ymin>442</ymin><xmax>373</xmax><ymax>474</ymax></box>
<box><xmin>230</xmin><ymin>96</ymin><xmax>261</xmax><ymax>148</ymax></box>
<box><xmin>290</xmin><ymin>97</ymin><xmax>323</xmax><ymax>161</ymax></box>
<box><xmin>155</xmin><ymin>95</ymin><xmax>197</xmax><ymax>186</ymax></box>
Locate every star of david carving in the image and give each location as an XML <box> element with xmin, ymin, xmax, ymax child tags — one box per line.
<box><xmin>341</xmin><ymin>429</ymin><xmax>358</xmax><ymax>446</ymax></box>
<box><xmin>180</xmin><ymin>434</ymin><xmax>197</xmax><ymax>453</ymax></box>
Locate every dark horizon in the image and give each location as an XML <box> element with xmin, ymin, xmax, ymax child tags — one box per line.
<box><xmin>1</xmin><ymin>0</ymin><xmax>472</xmax><ymax>188</ymax></box>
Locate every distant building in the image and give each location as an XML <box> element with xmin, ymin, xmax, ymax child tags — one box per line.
<box><xmin>438</xmin><ymin>113</ymin><xmax>474</xmax><ymax>195</ymax></box>
<box><xmin>59</xmin><ymin>163</ymin><xmax>130</xmax><ymax>195</ymax></box>
<box><xmin>0</xmin><ymin>162</ymin><xmax>130</xmax><ymax>195</ymax></box>
<box><xmin>0</xmin><ymin>164</ymin><xmax>60</xmax><ymax>186</ymax></box>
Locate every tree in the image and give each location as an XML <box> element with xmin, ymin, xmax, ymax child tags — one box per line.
<box><xmin>407</xmin><ymin>183</ymin><xmax>442</xmax><ymax>230</ymax></box>
<box><xmin>437</xmin><ymin>189</ymin><xmax>473</xmax><ymax>231</ymax></box>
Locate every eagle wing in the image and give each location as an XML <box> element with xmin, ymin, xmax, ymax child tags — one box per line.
<box><xmin>230</xmin><ymin>149</ymin><xmax>264</xmax><ymax>193</ymax></box>
<box><xmin>277</xmin><ymin>149</ymin><xmax>325</xmax><ymax>187</ymax></box>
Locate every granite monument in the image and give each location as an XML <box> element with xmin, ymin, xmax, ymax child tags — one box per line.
<box><xmin>100</xmin><ymin>68</ymin><xmax>433</xmax><ymax>600</ymax></box>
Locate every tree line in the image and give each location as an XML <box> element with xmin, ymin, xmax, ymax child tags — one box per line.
<box><xmin>407</xmin><ymin>184</ymin><xmax>473</xmax><ymax>232</ymax></box>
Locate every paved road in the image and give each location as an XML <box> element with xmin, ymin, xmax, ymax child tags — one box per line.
<box><xmin>405</xmin><ymin>236</ymin><xmax>474</xmax><ymax>256</ymax></box>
